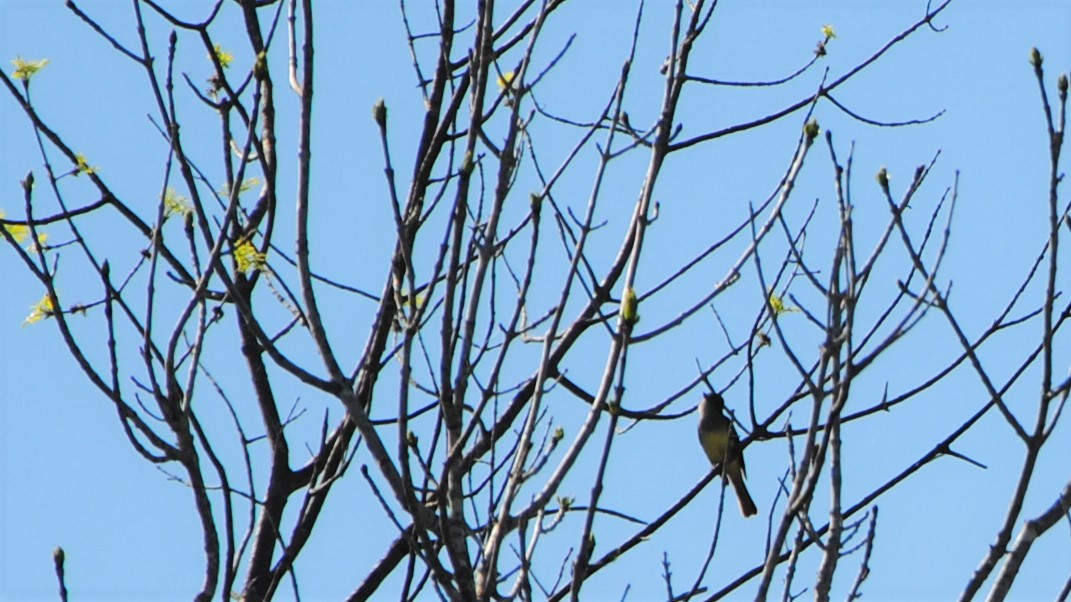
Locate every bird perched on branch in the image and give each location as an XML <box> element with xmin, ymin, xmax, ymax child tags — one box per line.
<box><xmin>697</xmin><ymin>392</ymin><xmax>757</xmax><ymax>517</ymax></box>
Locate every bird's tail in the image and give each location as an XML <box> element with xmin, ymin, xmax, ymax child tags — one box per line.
<box><xmin>729</xmin><ymin>473</ymin><xmax>758</xmax><ymax>517</ymax></box>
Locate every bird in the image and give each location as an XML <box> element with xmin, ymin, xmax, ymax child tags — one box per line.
<box><xmin>697</xmin><ymin>392</ymin><xmax>758</xmax><ymax>517</ymax></box>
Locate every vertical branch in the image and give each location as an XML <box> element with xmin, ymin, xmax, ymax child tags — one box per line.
<box><xmin>1037</xmin><ymin>48</ymin><xmax>1060</xmax><ymax>408</ymax></box>
<box><xmin>292</xmin><ymin>0</ymin><xmax>343</xmax><ymax>383</ymax></box>
<box><xmin>961</xmin><ymin>54</ymin><xmax>1068</xmax><ymax>602</ymax></box>
<box><xmin>569</xmin><ymin>304</ymin><xmax>633</xmax><ymax>598</ymax></box>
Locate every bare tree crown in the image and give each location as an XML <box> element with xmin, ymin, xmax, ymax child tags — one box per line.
<box><xmin>2</xmin><ymin>2</ymin><xmax>1068</xmax><ymax>601</ymax></box>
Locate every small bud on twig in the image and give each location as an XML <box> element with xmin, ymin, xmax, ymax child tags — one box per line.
<box><xmin>461</xmin><ymin>151</ymin><xmax>474</xmax><ymax>177</ymax></box>
<box><xmin>621</xmin><ymin>288</ymin><xmax>639</xmax><ymax>326</ymax></box>
<box><xmin>1029</xmin><ymin>47</ymin><xmax>1043</xmax><ymax>70</ymax></box>
<box><xmin>254</xmin><ymin>51</ymin><xmax>268</xmax><ymax>79</ymax></box>
<box><xmin>372</xmin><ymin>98</ymin><xmax>387</xmax><ymax>128</ymax></box>
<box><xmin>876</xmin><ymin>167</ymin><xmax>890</xmax><ymax>190</ymax></box>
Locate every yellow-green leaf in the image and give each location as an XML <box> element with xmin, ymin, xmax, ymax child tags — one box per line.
<box><xmin>219</xmin><ymin>177</ymin><xmax>261</xmax><ymax>198</ymax></box>
<box><xmin>213</xmin><ymin>44</ymin><xmax>234</xmax><ymax>69</ymax></box>
<box><xmin>0</xmin><ymin>209</ymin><xmax>30</xmax><ymax>243</ymax></box>
<box><xmin>12</xmin><ymin>56</ymin><xmax>49</xmax><ymax>82</ymax></box>
<box><xmin>768</xmin><ymin>291</ymin><xmax>799</xmax><ymax>316</ymax></box>
<box><xmin>163</xmin><ymin>188</ymin><xmax>193</xmax><ymax>218</ymax></box>
<box><xmin>23</xmin><ymin>294</ymin><xmax>56</xmax><ymax>326</ymax></box>
<box><xmin>28</xmin><ymin>232</ymin><xmax>48</xmax><ymax>254</ymax></box>
<box><xmin>74</xmin><ymin>152</ymin><xmax>97</xmax><ymax>176</ymax></box>
<box><xmin>234</xmin><ymin>239</ymin><xmax>266</xmax><ymax>274</ymax></box>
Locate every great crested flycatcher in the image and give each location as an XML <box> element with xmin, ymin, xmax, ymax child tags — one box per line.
<box><xmin>697</xmin><ymin>392</ymin><xmax>758</xmax><ymax>517</ymax></box>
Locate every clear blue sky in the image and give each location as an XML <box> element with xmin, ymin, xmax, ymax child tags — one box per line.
<box><xmin>2</xmin><ymin>2</ymin><xmax>1070</xmax><ymax>601</ymax></box>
